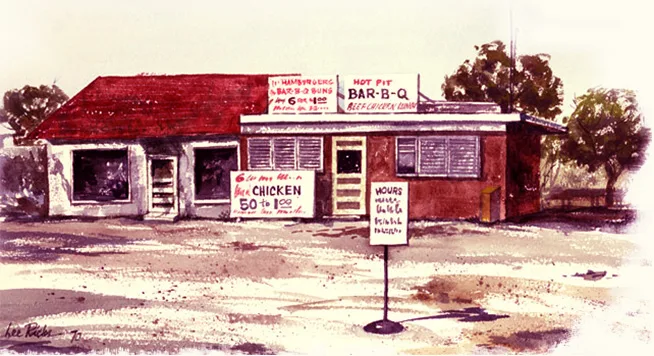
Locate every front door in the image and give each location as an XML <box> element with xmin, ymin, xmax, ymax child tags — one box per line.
<box><xmin>332</xmin><ymin>137</ymin><xmax>366</xmax><ymax>215</ymax></box>
<box><xmin>147</xmin><ymin>156</ymin><xmax>178</xmax><ymax>218</ymax></box>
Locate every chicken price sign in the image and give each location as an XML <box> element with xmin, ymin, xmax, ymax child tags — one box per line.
<box><xmin>230</xmin><ymin>171</ymin><xmax>315</xmax><ymax>218</ymax></box>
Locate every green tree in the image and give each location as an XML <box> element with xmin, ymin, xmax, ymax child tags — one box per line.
<box><xmin>442</xmin><ymin>40</ymin><xmax>566</xmax><ymax>197</ymax></box>
<box><xmin>442</xmin><ymin>40</ymin><xmax>564</xmax><ymax>119</ymax></box>
<box><xmin>0</xmin><ymin>84</ymin><xmax>68</xmax><ymax>145</ymax></box>
<box><xmin>562</xmin><ymin>88</ymin><xmax>650</xmax><ymax>206</ymax></box>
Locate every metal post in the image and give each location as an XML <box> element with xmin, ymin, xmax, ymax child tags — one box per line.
<box><xmin>363</xmin><ymin>245</ymin><xmax>403</xmax><ymax>334</ymax></box>
<box><xmin>383</xmin><ymin>245</ymin><xmax>389</xmax><ymax>321</ymax></box>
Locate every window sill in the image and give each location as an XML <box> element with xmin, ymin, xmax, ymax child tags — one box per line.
<box><xmin>71</xmin><ymin>199</ymin><xmax>132</xmax><ymax>205</ymax></box>
<box><xmin>396</xmin><ymin>174</ymin><xmax>480</xmax><ymax>179</ymax></box>
<box><xmin>247</xmin><ymin>168</ymin><xmax>324</xmax><ymax>173</ymax></box>
<box><xmin>194</xmin><ymin>199</ymin><xmax>230</xmax><ymax>205</ymax></box>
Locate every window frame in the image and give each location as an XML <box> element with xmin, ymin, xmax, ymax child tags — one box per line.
<box><xmin>192</xmin><ymin>142</ymin><xmax>240</xmax><ymax>205</ymax></box>
<box><xmin>247</xmin><ymin>137</ymin><xmax>324</xmax><ymax>172</ymax></box>
<box><xmin>70</xmin><ymin>148</ymin><xmax>131</xmax><ymax>204</ymax></box>
<box><xmin>396</xmin><ymin>135</ymin><xmax>481</xmax><ymax>179</ymax></box>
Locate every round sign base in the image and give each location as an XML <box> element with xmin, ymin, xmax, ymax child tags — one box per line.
<box><xmin>363</xmin><ymin>319</ymin><xmax>404</xmax><ymax>334</ymax></box>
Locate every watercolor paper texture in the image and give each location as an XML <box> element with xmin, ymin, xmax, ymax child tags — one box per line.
<box><xmin>1</xmin><ymin>0</ymin><xmax>653</xmax><ymax>355</ymax></box>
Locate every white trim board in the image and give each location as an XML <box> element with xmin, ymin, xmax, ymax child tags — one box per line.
<box><xmin>241</xmin><ymin>122</ymin><xmax>507</xmax><ymax>134</ymax></box>
<box><xmin>241</xmin><ymin>113</ymin><xmax>521</xmax><ymax>124</ymax></box>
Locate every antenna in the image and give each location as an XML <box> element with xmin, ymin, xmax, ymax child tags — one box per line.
<box><xmin>509</xmin><ymin>0</ymin><xmax>515</xmax><ymax>113</ymax></box>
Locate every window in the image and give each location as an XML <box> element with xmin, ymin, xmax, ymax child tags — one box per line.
<box><xmin>194</xmin><ymin>147</ymin><xmax>238</xmax><ymax>200</ymax></box>
<box><xmin>73</xmin><ymin>149</ymin><xmax>129</xmax><ymax>202</ymax></box>
<box><xmin>396</xmin><ymin>136</ymin><xmax>480</xmax><ymax>178</ymax></box>
<box><xmin>336</xmin><ymin>150</ymin><xmax>362</xmax><ymax>173</ymax></box>
<box><xmin>247</xmin><ymin>137</ymin><xmax>323</xmax><ymax>171</ymax></box>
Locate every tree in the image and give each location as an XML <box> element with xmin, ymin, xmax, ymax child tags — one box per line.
<box><xmin>0</xmin><ymin>84</ymin><xmax>68</xmax><ymax>145</ymax></box>
<box><xmin>562</xmin><ymin>88</ymin><xmax>650</xmax><ymax>206</ymax></box>
<box><xmin>441</xmin><ymin>40</ymin><xmax>564</xmax><ymax>119</ymax></box>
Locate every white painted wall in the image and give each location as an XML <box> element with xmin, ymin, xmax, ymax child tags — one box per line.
<box><xmin>46</xmin><ymin>138</ymin><xmax>238</xmax><ymax>219</ymax></box>
<box><xmin>46</xmin><ymin>142</ymin><xmax>148</xmax><ymax>217</ymax></box>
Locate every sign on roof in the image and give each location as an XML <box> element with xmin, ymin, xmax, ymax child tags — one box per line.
<box><xmin>229</xmin><ymin>171</ymin><xmax>315</xmax><ymax>218</ymax></box>
<box><xmin>268</xmin><ymin>76</ymin><xmax>337</xmax><ymax>114</ymax></box>
<box><xmin>340</xmin><ymin>74</ymin><xmax>418</xmax><ymax>113</ymax></box>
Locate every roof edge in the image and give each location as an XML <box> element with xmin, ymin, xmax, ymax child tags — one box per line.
<box><xmin>27</xmin><ymin>76</ymin><xmax>104</xmax><ymax>140</ymax></box>
<box><xmin>241</xmin><ymin>113</ymin><xmax>522</xmax><ymax>124</ymax></box>
<box><xmin>95</xmin><ymin>73</ymin><xmax>300</xmax><ymax>80</ymax></box>
<box><xmin>519</xmin><ymin>113</ymin><xmax>567</xmax><ymax>134</ymax></box>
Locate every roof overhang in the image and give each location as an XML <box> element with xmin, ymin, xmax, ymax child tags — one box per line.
<box><xmin>241</xmin><ymin>113</ymin><xmax>521</xmax><ymax>134</ymax></box>
<box><xmin>240</xmin><ymin>112</ymin><xmax>567</xmax><ymax>135</ymax></box>
<box><xmin>519</xmin><ymin>113</ymin><xmax>568</xmax><ymax>134</ymax></box>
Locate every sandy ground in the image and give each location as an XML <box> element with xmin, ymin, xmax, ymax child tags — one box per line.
<box><xmin>0</xmin><ymin>218</ymin><xmax>652</xmax><ymax>354</ymax></box>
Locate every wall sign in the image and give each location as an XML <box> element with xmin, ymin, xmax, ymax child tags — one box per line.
<box><xmin>340</xmin><ymin>74</ymin><xmax>418</xmax><ymax>113</ymax></box>
<box><xmin>230</xmin><ymin>171</ymin><xmax>315</xmax><ymax>218</ymax></box>
<box><xmin>370</xmin><ymin>182</ymin><xmax>409</xmax><ymax>245</ymax></box>
<box><xmin>268</xmin><ymin>76</ymin><xmax>337</xmax><ymax>114</ymax></box>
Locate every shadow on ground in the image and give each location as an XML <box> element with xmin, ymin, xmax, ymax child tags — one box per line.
<box><xmin>506</xmin><ymin>207</ymin><xmax>636</xmax><ymax>232</ymax></box>
<box><xmin>401</xmin><ymin>307</ymin><xmax>509</xmax><ymax>323</ymax></box>
<box><xmin>0</xmin><ymin>231</ymin><xmax>133</xmax><ymax>262</ymax></box>
<box><xmin>0</xmin><ymin>340</ymin><xmax>90</xmax><ymax>354</ymax></box>
<box><xmin>484</xmin><ymin>328</ymin><xmax>571</xmax><ymax>353</ymax></box>
<box><xmin>0</xmin><ymin>288</ymin><xmax>147</xmax><ymax>324</ymax></box>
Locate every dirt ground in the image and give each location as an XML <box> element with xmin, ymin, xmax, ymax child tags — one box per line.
<box><xmin>0</xmin><ymin>215</ymin><xmax>652</xmax><ymax>354</ymax></box>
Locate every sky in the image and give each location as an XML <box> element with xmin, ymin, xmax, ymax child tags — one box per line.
<box><xmin>1</xmin><ymin>0</ymin><xmax>652</xmax><ymax>120</ymax></box>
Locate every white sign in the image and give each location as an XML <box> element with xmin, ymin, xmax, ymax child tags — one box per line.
<box><xmin>370</xmin><ymin>182</ymin><xmax>409</xmax><ymax>246</ymax></box>
<box><xmin>230</xmin><ymin>171</ymin><xmax>315</xmax><ymax>218</ymax></box>
<box><xmin>268</xmin><ymin>76</ymin><xmax>337</xmax><ymax>113</ymax></box>
<box><xmin>340</xmin><ymin>74</ymin><xmax>418</xmax><ymax>113</ymax></box>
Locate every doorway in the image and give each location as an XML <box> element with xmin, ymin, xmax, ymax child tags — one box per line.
<box><xmin>147</xmin><ymin>155</ymin><xmax>178</xmax><ymax>219</ymax></box>
<box><xmin>332</xmin><ymin>137</ymin><xmax>366</xmax><ymax>215</ymax></box>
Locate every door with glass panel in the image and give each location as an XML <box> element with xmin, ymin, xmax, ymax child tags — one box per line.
<box><xmin>331</xmin><ymin>137</ymin><xmax>366</xmax><ymax>215</ymax></box>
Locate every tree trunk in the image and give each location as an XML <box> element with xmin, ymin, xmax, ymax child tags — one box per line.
<box><xmin>604</xmin><ymin>163</ymin><xmax>621</xmax><ymax>207</ymax></box>
<box><xmin>605</xmin><ymin>178</ymin><xmax>616</xmax><ymax>207</ymax></box>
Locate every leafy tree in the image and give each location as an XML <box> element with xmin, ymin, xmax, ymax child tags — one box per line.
<box><xmin>562</xmin><ymin>88</ymin><xmax>650</xmax><ymax>206</ymax></box>
<box><xmin>0</xmin><ymin>84</ymin><xmax>68</xmax><ymax>145</ymax></box>
<box><xmin>442</xmin><ymin>40</ymin><xmax>564</xmax><ymax>119</ymax></box>
<box><xmin>443</xmin><ymin>40</ymin><xmax>566</xmax><ymax>198</ymax></box>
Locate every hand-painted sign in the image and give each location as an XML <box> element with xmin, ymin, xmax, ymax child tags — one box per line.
<box><xmin>230</xmin><ymin>171</ymin><xmax>315</xmax><ymax>218</ymax></box>
<box><xmin>370</xmin><ymin>182</ymin><xmax>408</xmax><ymax>245</ymax></box>
<box><xmin>341</xmin><ymin>74</ymin><xmax>418</xmax><ymax>113</ymax></box>
<box><xmin>268</xmin><ymin>76</ymin><xmax>337</xmax><ymax>113</ymax></box>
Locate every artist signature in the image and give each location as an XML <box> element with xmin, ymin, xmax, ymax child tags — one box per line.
<box><xmin>3</xmin><ymin>322</ymin><xmax>83</xmax><ymax>343</ymax></box>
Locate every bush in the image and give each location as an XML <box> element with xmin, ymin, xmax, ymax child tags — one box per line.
<box><xmin>0</xmin><ymin>146</ymin><xmax>47</xmax><ymax>217</ymax></box>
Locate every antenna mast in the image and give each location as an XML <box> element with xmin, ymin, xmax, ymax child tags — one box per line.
<box><xmin>509</xmin><ymin>1</ymin><xmax>515</xmax><ymax>113</ymax></box>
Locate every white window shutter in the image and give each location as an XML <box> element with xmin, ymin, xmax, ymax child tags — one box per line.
<box><xmin>298</xmin><ymin>137</ymin><xmax>322</xmax><ymax>171</ymax></box>
<box><xmin>273</xmin><ymin>137</ymin><xmax>297</xmax><ymax>170</ymax></box>
<box><xmin>248</xmin><ymin>138</ymin><xmax>272</xmax><ymax>170</ymax></box>
<box><xmin>448</xmin><ymin>136</ymin><xmax>480</xmax><ymax>177</ymax></box>
<box><xmin>419</xmin><ymin>137</ymin><xmax>448</xmax><ymax>175</ymax></box>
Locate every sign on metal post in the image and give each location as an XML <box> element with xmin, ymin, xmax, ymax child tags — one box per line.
<box><xmin>370</xmin><ymin>182</ymin><xmax>409</xmax><ymax>246</ymax></box>
<box><xmin>364</xmin><ymin>182</ymin><xmax>408</xmax><ymax>334</ymax></box>
<box><xmin>229</xmin><ymin>171</ymin><xmax>315</xmax><ymax>218</ymax></box>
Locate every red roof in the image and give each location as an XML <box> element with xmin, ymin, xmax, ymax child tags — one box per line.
<box><xmin>30</xmin><ymin>74</ymin><xmax>282</xmax><ymax>141</ymax></box>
